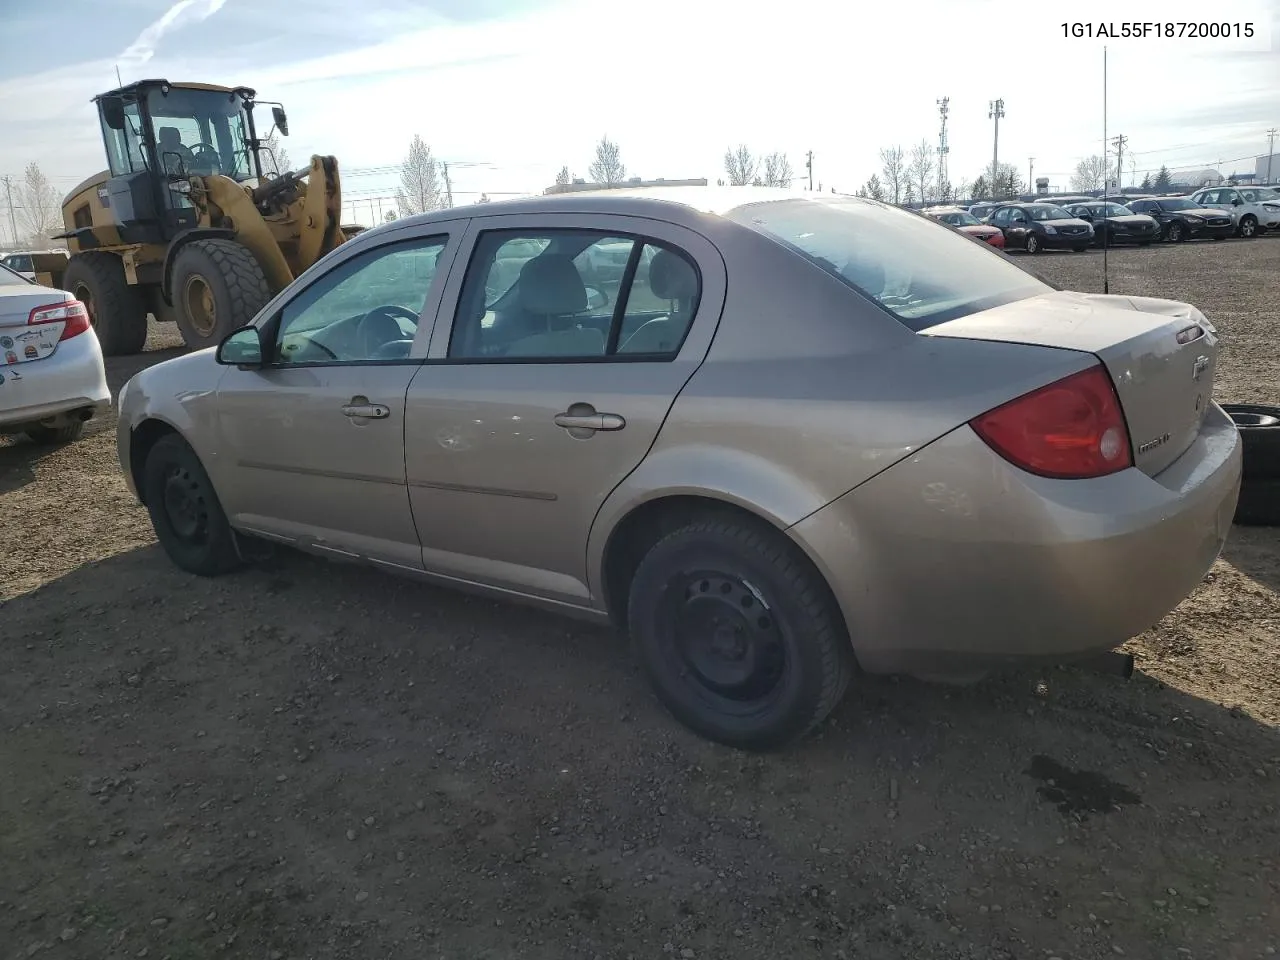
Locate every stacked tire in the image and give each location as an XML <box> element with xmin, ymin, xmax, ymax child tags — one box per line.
<box><xmin>1223</xmin><ymin>404</ymin><xmax>1280</xmax><ymax>526</ymax></box>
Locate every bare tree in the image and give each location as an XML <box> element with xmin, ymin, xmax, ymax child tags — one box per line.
<box><xmin>588</xmin><ymin>136</ymin><xmax>626</xmax><ymax>185</ymax></box>
<box><xmin>879</xmin><ymin>146</ymin><xmax>906</xmax><ymax>204</ymax></box>
<box><xmin>1070</xmin><ymin>155</ymin><xmax>1108</xmax><ymax>193</ymax></box>
<box><xmin>555</xmin><ymin>165</ymin><xmax>571</xmax><ymax>185</ymax></box>
<box><xmin>955</xmin><ymin>178</ymin><xmax>971</xmax><ymax>202</ymax></box>
<box><xmin>262</xmin><ymin>131</ymin><xmax>290</xmax><ymax>176</ymax></box>
<box><xmin>762</xmin><ymin>151</ymin><xmax>794</xmax><ymax>188</ymax></box>
<box><xmin>991</xmin><ymin>162</ymin><xmax>1025</xmax><ymax>199</ymax></box>
<box><xmin>907</xmin><ymin>140</ymin><xmax>935</xmax><ymax>204</ymax></box>
<box><xmin>16</xmin><ymin>162</ymin><xmax>61</xmax><ymax>241</ymax></box>
<box><xmin>724</xmin><ymin>144</ymin><xmax>757</xmax><ymax>186</ymax></box>
<box><xmin>395</xmin><ymin>135</ymin><xmax>441</xmax><ymax>216</ymax></box>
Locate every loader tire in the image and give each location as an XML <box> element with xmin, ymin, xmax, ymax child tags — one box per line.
<box><xmin>172</xmin><ymin>239</ymin><xmax>271</xmax><ymax>350</ymax></box>
<box><xmin>63</xmin><ymin>252</ymin><xmax>148</xmax><ymax>356</ymax></box>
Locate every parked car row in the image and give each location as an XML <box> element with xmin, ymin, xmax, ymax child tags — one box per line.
<box><xmin>930</xmin><ymin>186</ymin><xmax>1280</xmax><ymax>253</ymax></box>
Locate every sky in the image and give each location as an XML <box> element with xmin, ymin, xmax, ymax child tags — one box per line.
<box><xmin>0</xmin><ymin>0</ymin><xmax>1277</xmax><ymax>229</ymax></box>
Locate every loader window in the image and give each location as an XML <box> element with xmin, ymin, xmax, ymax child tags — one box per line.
<box><xmin>146</xmin><ymin>87</ymin><xmax>253</xmax><ymax>181</ymax></box>
<box><xmin>99</xmin><ymin>97</ymin><xmax>149</xmax><ymax>176</ymax></box>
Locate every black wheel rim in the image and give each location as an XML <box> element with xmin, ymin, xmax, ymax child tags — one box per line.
<box><xmin>659</xmin><ymin>571</ymin><xmax>788</xmax><ymax>712</ymax></box>
<box><xmin>161</xmin><ymin>463</ymin><xmax>210</xmax><ymax>544</ymax></box>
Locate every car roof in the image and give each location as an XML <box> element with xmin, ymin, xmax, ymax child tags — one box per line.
<box><xmin>389</xmin><ymin>186</ymin><xmax>871</xmax><ymax>232</ymax></box>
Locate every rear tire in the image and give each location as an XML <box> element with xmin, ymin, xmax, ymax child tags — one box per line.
<box><xmin>24</xmin><ymin>422</ymin><xmax>85</xmax><ymax>445</ymax></box>
<box><xmin>1073</xmin><ymin>246</ymin><xmax>1089</xmax><ymax>253</ymax></box>
<box><xmin>626</xmin><ymin>516</ymin><xmax>853</xmax><ymax>750</ymax></box>
<box><xmin>171</xmin><ymin>240</ymin><xmax>271</xmax><ymax>351</ymax></box>
<box><xmin>141</xmin><ymin>433</ymin><xmax>244</xmax><ymax>576</ymax></box>
<box><xmin>62</xmin><ymin>252</ymin><xmax>148</xmax><ymax>356</ymax></box>
<box><xmin>1222</xmin><ymin>403</ymin><xmax>1280</xmax><ymax>481</ymax></box>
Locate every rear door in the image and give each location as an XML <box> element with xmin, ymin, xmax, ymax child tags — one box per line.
<box><xmin>402</xmin><ymin>213</ymin><xmax>726</xmax><ymax>607</ymax></box>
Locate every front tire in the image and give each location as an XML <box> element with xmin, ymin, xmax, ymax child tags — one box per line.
<box><xmin>626</xmin><ymin>516</ymin><xmax>853</xmax><ymax>750</ymax></box>
<box><xmin>1166</xmin><ymin>222</ymin><xmax>1186</xmax><ymax>242</ymax></box>
<box><xmin>1025</xmin><ymin>234</ymin><xmax>1041</xmax><ymax>254</ymax></box>
<box><xmin>62</xmin><ymin>252</ymin><xmax>148</xmax><ymax>356</ymax></box>
<box><xmin>141</xmin><ymin>433</ymin><xmax>244</xmax><ymax>576</ymax></box>
<box><xmin>171</xmin><ymin>239</ymin><xmax>271</xmax><ymax>351</ymax></box>
<box><xmin>1238</xmin><ymin>215</ymin><xmax>1258</xmax><ymax>239</ymax></box>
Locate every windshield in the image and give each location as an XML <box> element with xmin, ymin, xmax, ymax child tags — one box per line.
<box><xmin>1027</xmin><ymin>205</ymin><xmax>1073</xmax><ymax>221</ymax></box>
<box><xmin>147</xmin><ymin>87</ymin><xmax>254</xmax><ymax>181</ymax></box>
<box><xmin>936</xmin><ymin>210</ymin><xmax>982</xmax><ymax>226</ymax></box>
<box><xmin>726</xmin><ymin>197</ymin><xmax>1049</xmax><ymax>331</ymax></box>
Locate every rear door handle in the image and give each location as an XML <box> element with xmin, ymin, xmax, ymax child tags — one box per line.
<box><xmin>554</xmin><ymin>412</ymin><xmax>626</xmax><ymax>431</ymax></box>
<box><xmin>342</xmin><ymin>402</ymin><xmax>390</xmax><ymax>420</ymax></box>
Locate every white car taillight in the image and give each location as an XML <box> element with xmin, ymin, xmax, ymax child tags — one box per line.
<box><xmin>28</xmin><ymin>300</ymin><xmax>91</xmax><ymax>341</ymax></box>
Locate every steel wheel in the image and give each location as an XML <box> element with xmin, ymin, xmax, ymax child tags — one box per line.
<box><xmin>1167</xmin><ymin>222</ymin><xmax>1185</xmax><ymax>242</ymax></box>
<box><xmin>661</xmin><ymin>571</ymin><xmax>788</xmax><ymax>710</ymax></box>
<box><xmin>161</xmin><ymin>463</ymin><xmax>211</xmax><ymax>545</ymax></box>
<box><xmin>72</xmin><ymin>281</ymin><xmax>97</xmax><ymax>330</ymax></box>
<box><xmin>182</xmin><ymin>274</ymin><xmax>218</xmax><ymax>338</ymax></box>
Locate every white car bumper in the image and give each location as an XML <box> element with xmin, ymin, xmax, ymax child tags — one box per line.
<box><xmin>0</xmin><ymin>330</ymin><xmax>111</xmax><ymax>432</ymax></box>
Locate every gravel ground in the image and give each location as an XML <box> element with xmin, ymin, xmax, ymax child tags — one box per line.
<box><xmin>1</xmin><ymin>237</ymin><xmax>1277</xmax><ymax>960</ymax></box>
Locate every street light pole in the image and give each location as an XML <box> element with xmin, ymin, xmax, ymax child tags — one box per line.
<box><xmin>989</xmin><ymin>99</ymin><xmax>1004</xmax><ymax>199</ymax></box>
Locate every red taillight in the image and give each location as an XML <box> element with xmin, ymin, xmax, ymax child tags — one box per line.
<box><xmin>969</xmin><ymin>364</ymin><xmax>1133</xmax><ymax>479</ymax></box>
<box><xmin>28</xmin><ymin>299</ymin><xmax>91</xmax><ymax>342</ymax></box>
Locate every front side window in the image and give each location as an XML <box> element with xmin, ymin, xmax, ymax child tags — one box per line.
<box><xmin>274</xmin><ymin>236</ymin><xmax>447</xmax><ymax>365</ymax></box>
<box><xmin>448</xmin><ymin>229</ymin><xmax>700</xmax><ymax>361</ymax></box>
<box><xmin>727</xmin><ymin>196</ymin><xmax>1050</xmax><ymax>331</ymax></box>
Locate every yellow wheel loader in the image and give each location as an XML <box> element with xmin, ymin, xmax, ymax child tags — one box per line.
<box><xmin>47</xmin><ymin>79</ymin><xmax>355</xmax><ymax>355</ymax></box>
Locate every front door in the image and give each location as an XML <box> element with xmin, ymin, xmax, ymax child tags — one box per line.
<box><xmin>402</xmin><ymin>214</ymin><xmax>725</xmax><ymax>606</ymax></box>
<box><xmin>212</xmin><ymin>230</ymin><xmax>456</xmax><ymax>569</ymax></box>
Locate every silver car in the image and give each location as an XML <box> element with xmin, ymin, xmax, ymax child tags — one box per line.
<box><xmin>116</xmin><ymin>188</ymin><xmax>1242</xmax><ymax>749</ymax></box>
<box><xmin>1188</xmin><ymin>185</ymin><xmax>1280</xmax><ymax>237</ymax></box>
<box><xmin>0</xmin><ymin>262</ymin><xmax>111</xmax><ymax>444</ymax></box>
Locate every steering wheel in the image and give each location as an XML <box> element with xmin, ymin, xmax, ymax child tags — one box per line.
<box><xmin>186</xmin><ymin>142</ymin><xmax>220</xmax><ymax>173</ymax></box>
<box><xmin>357</xmin><ymin>305</ymin><xmax>418</xmax><ymax>357</ymax></box>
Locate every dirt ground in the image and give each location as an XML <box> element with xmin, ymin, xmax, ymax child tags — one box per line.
<box><xmin>2</xmin><ymin>237</ymin><xmax>1278</xmax><ymax>960</ymax></box>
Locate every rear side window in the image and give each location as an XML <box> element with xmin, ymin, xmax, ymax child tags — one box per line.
<box><xmin>727</xmin><ymin>197</ymin><xmax>1049</xmax><ymax>331</ymax></box>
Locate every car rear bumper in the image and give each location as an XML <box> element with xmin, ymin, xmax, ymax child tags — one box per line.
<box><xmin>789</xmin><ymin>402</ymin><xmax>1242</xmax><ymax>680</ymax></box>
<box><xmin>0</xmin><ymin>333</ymin><xmax>110</xmax><ymax>432</ymax></box>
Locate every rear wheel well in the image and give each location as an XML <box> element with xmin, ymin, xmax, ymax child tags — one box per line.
<box><xmin>601</xmin><ymin>496</ymin><xmax>813</xmax><ymax>630</ymax></box>
<box><xmin>129</xmin><ymin>419</ymin><xmax>181</xmax><ymax>504</ymax></box>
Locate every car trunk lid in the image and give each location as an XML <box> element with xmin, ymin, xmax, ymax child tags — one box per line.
<box><xmin>922</xmin><ymin>290</ymin><xmax>1218</xmax><ymax>477</ymax></box>
<box><xmin>0</xmin><ymin>287</ymin><xmax>72</xmax><ymax>365</ymax></box>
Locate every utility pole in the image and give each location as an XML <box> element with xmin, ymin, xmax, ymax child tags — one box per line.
<box><xmin>988</xmin><ymin>99</ymin><xmax>1004</xmax><ymax>199</ymax></box>
<box><xmin>2</xmin><ymin>176</ymin><xmax>16</xmax><ymax>246</ymax></box>
<box><xmin>1267</xmin><ymin>127</ymin><xmax>1277</xmax><ymax>184</ymax></box>
<box><xmin>1028</xmin><ymin>157</ymin><xmax>1035</xmax><ymax>195</ymax></box>
<box><xmin>1110</xmin><ymin>134</ymin><xmax>1127</xmax><ymax>194</ymax></box>
<box><xmin>806</xmin><ymin>150</ymin><xmax>814</xmax><ymax>191</ymax></box>
<box><xmin>441</xmin><ymin>162</ymin><xmax>454</xmax><ymax>209</ymax></box>
<box><xmin>937</xmin><ymin>97</ymin><xmax>950</xmax><ymax>201</ymax></box>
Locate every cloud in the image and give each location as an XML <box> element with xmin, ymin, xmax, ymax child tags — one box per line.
<box><xmin>119</xmin><ymin>0</ymin><xmax>229</xmax><ymax>66</ymax></box>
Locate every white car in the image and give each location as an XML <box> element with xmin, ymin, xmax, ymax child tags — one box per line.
<box><xmin>1</xmin><ymin>250</ymin><xmax>68</xmax><ymax>282</ymax></box>
<box><xmin>1187</xmin><ymin>186</ymin><xmax>1280</xmax><ymax>238</ymax></box>
<box><xmin>0</xmin><ymin>262</ymin><xmax>111</xmax><ymax>444</ymax></box>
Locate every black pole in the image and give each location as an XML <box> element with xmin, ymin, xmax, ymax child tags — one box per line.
<box><xmin>1102</xmin><ymin>45</ymin><xmax>1109</xmax><ymax>296</ymax></box>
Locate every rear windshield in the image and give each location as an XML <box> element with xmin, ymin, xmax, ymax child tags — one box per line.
<box><xmin>0</xmin><ymin>262</ymin><xmax>30</xmax><ymax>286</ymax></box>
<box><xmin>726</xmin><ymin>197</ymin><xmax>1049</xmax><ymax>331</ymax></box>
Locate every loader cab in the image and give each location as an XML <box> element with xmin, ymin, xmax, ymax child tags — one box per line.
<box><xmin>94</xmin><ymin>80</ymin><xmax>274</xmax><ymax>244</ymax></box>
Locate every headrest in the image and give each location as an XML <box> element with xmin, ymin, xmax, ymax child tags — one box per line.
<box><xmin>648</xmin><ymin>249</ymin><xmax>697</xmax><ymax>300</ymax></box>
<box><xmin>158</xmin><ymin>126</ymin><xmax>182</xmax><ymax>144</ymax></box>
<box><xmin>518</xmin><ymin>254</ymin><xmax>586</xmax><ymax>316</ymax></box>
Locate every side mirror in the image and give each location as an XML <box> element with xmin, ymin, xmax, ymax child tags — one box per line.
<box><xmin>1232</xmin><ymin>197</ymin><xmax>1242</xmax><ymax>206</ymax></box>
<box><xmin>585</xmin><ymin>286</ymin><xmax>609</xmax><ymax>310</ymax></box>
<box><xmin>101</xmin><ymin>97</ymin><xmax>126</xmax><ymax>130</ymax></box>
<box><xmin>216</xmin><ymin>326</ymin><xmax>265</xmax><ymax>367</ymax></box>
<box><xmin>272</xmin><ymin>106</ymin><xmax>289</xmax><ymax>137</ymax></box>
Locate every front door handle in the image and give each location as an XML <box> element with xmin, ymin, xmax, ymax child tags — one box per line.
<box><xmin>554</xmin><ymin>411</ymin><xmax>626</xmax><ymax>431</ymax></box>
<box><xmin>342</xmin><ymin>400</ymin><xmax>390</xmax><ymax>420</ymax></box>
